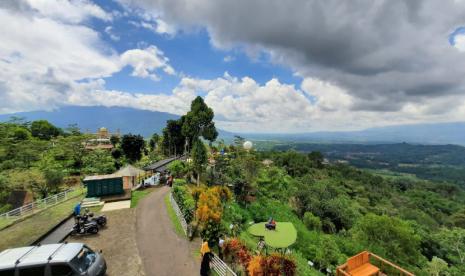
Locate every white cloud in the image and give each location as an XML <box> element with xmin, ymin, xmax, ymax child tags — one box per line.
<box><xmin>223</xmin><ymin>55</ymin><xmax>235</xmax><ymax>62</ymax></box>
<box><xmin>453</xmin><ymin>33</ymin><xmax>465</xmax><ymax>51</ymax></box>
<box><xmin>0</xmin><ymin>0</ymin><xmax>175</xmax><ymax>114</ymax></box>
<box><xmin>63</xmin><ymin>73</ymin><xmax>465</xmax><ymax>132</ymax></box>
<box><xmin>25</xmin><ymin>0</ymin><xmax>112</xmax><ymax>23</ymax></box>
<box><xmin>120</xmin><ymin>46</ymin><xmax>175</xmax><ymax>80</ymax></box>
<box><xmin>154</xmin><ymin>18</ymin><xmax>176</xmax><ymax>35</ymax></box>
<box><xmin>129</xmin><ymin>19</ymin><xmax>176</xmax><ymax>35</ymax></box>
<box><xmin>104</xmin><ymin>26</ymin><xmax>120</xmax><ymax>41</ymax></box>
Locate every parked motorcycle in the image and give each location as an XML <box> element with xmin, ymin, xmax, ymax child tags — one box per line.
<box><xmin>70</xmin><ymin>217</ymin><xmax>99</xmax><ymax>235</ymax></box>
<box><xmin>83</xmin><ymin>209</ymin><xmax>107</xmax><ymax>227</ymax></box>
<box><xmin>87</xmin><ymin>212</ymin><xmax>107</xmax><ymax>227</ymax></box>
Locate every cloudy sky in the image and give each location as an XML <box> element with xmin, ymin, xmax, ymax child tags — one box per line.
<box><xmin>1</xmin><ymin>0</ymin><xmax>465</xmax><ymax>132</ymax></box>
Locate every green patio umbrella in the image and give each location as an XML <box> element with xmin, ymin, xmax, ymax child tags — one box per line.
<box><xmin>248</xmin><ymin>222</ymin><xmax>297</xmax><ymax>248</ymax></box>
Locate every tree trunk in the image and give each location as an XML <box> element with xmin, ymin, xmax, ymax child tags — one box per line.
<box><xmin>197</xmin><ymin>172</ymin><xmax>200</xmax><ymax>186</ymax></box>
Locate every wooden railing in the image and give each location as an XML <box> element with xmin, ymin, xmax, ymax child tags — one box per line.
<box><xmin>336</xmin><ymin>251</ymin><xmax>414</xmax><ymax>276</ymax></box>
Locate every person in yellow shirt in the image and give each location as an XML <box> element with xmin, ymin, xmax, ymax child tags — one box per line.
<box><xmin>200</xmin><ymin>239</ymin><xmax>210</xmax><ymax>257</ymax></box>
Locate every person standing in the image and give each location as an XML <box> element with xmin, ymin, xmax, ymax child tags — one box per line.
<box><xmin>73</xmin><ymin>202</ymin><xmax>81</xmax><ymax>216</ymax></box>
<box><xmin>218</xmin><ymin>236</ymin><xmax>225</xmax><ymax>260</ymax></box>
<box><xmin>200</xmin><ymin>251</ymin><xmax>213</xmax><ymax>276</ymax></box>
<box><xmin>200</xmin><ymin>239</ymin><xmax>210</xmax><ymax>257</ymax></box>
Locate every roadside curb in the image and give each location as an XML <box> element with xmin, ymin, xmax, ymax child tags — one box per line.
<box><xmin>30</xmin><ymin>213</ymin><xmax>74</xmax><ymax>245</ymax></box>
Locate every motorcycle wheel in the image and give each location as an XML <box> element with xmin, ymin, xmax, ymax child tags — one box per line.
<box><xmin>90</xmin><ymin>227</ymin><xmax>99</xmax><ymax>234</ymax></box>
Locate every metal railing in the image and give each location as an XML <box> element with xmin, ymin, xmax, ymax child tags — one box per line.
<box><xmin>169</xmin><ymin>192</ymin><xmax>237</xmax><ymax>276</ymax></box>
<box><xmin>0</xmin><ymin>189</ymin><xmax>80</xmax><ymax>226</ymax></box>
<box><xmin>211</xmin><ymin>253</ymin><xmax>237</xmax><ymax>276</ymax></box>
<box><xmin>169</xmin><ymin>192</ymin><xmax>188</xmax><ymax>235</ymax></box>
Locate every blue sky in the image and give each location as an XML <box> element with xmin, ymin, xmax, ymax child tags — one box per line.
<box><xmin>90</xmin><ymin>0</ymin><xmax>301</xmax><ymax>94</ymax></box>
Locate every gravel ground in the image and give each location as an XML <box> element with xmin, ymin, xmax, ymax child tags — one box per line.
<box><xmin>67</xmin><ymin>208</ymin><xmax>145</xmax><ymax>276</ymax></box>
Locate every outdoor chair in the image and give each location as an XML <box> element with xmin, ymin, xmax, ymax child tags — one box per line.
<box><xmin>345</xmin><ymin>251</ymin><xmax>380</xmax><ymax>276</ymax></box>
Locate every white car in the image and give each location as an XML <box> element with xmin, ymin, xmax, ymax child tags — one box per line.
<box><xmin>144</xmin><ymin>173</ymin><xmax>160</xmax><ymax>186</ymax></box>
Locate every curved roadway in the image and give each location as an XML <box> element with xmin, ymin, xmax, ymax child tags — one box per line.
<box><xmin>136</xmin><ymin>186</ymin><xmax>199</xmax><ymax>276</ymax></box>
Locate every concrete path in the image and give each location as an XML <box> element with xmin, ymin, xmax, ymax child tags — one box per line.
<box><xmin>38</xmin><ymin>216</ymin><xmax>74</xmax><ymax>244</ymax></box>
<box><xmin>136</xmin><ymin>186</ymin><xmax>199</xmax><ymax>276</ymax></box>
<box><xmin>101</xmin><ymin>200</ymin><xmax>131</xmax><ymax>212</ymax></box>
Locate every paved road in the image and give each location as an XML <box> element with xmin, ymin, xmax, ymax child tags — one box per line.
<box><xmin>37</xmin><ymin>216</ymin><xmax>74</xmax><ymax>244</ymax></box>
<box><xmin>136</xmin><ymin>186</ymin><xmax>199</xmax><ymax>276</ymax></box>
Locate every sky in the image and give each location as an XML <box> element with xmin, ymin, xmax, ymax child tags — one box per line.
<box><xmin>1</xmin><ymin>0</ymin><xmax>465</xmax><ymax>133</ymax></box>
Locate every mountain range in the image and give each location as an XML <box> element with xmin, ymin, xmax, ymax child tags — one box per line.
<box><xmin>0</xmin><ymin>106</ymin><xmax>178</xmax><ymax>137</ymax></box>
<box><xmin>0</xmin><ymin>106</ymin><xmax>464</xmax><ymax>145</ymax></box>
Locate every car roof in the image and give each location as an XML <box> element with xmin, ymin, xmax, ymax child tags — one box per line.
<box><xmin>0</xmin><ymin>243</ymin><xmax>83</xmax><ymax>270</ymax></box>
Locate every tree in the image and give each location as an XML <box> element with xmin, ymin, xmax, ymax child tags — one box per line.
<box><xmin>182</xmin><ymin>96</ymin><xmax>218</xmax><ymax>152</ymax></box>
<box><xmin>12</xmin><ymin>127</ymin><xmax>30</xmax><ymax>141</ymax></box>
<box><xmin>426</xmin><ymin>257</ymin><xmax>449</xmax><ymax>276</ymax></box>
<box><xmin>435</xmin><ymin>228</ymin><xmax>465</xmax><ymax>265</ymax></box>
<box><xmin>450</xmin><ymin>209</ymin><xmax>465</xmax><ymax>228</ymax></box>
<box><xmin>149</xmin><ymin>133</ymin><xmax>160</xmax><ymax>151</ymax></box>
<box><xmin>303</xmin><ymin>212</ymin><xmax>322</xmax><ymax>231</ymax></box>
<box><xmin>350</xmin><ymin>214</ymin><xmax>423</xmax><ymax>266</ymax></box>
<box><xmin>42</xmin><ymin>168</ymin><xmax>64</xmax><ymax>195</ymax></box>
<box><xmin>0</xmin><ymin>175</ymin><xmax>11</xmax><ymax>213</ymax></box>
<box><xmin>82</xmin><ymin>150</ymin><xmax>116</xmax><ymax>174</ymax></box>
<box><xmin>60</xmin><ymin>135</ymin><xmax>87</xmax><ymax>174</ymax></box>
<box><xmin>30</xmin><ymin>120</ymin><xmax>61</xmax><ymax>140</ymax></box>
<box><xmin>314</xmin><ymin>235</ymin><xmax>343</xmax><ymax>270</ymax></box>
<box><xmin>191</xmin><ymin>139</ymin><xmax>207</xmax><ymax>185</ymax></box>
<box><xmin>121</xmin><ymin>134</ymin><xmax>145</xmax><ymax>163</ymax></box>
<box><xmin>167</xmin><ymin>160</ymin><xmax>186</xmax><ymax>178</ymax></box>
<box><xmin>65</xmin><ymin>124</ymin><xmax>81</xmax><ymax>136</ymax></box>
<box><xmin>110</xmin><ymin>135</ymin><xmax>120</xmax><ymax>146</ymax></box>
<box><xmin>308</xmin><ymin>151</ymin><xmax>324</xmax><ymax>168</ymax></box>
<box><xmin>111</xmin><ymin>148</ymin><xmax>123</xmax><ymax>159</ymax></box>
<box><xmin>162</xmin><ymin>120</ymin><xmax>185</xmax><ymax>156</ymax></box>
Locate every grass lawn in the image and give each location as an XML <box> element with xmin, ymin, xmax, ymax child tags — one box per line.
<box><xmin>0</xmin><ymin>217</ymin><xmax>15</xmax><ymax>230</ymax></box>
<box><xmin>130</xmin><ymin>188</ymin><xmax>155</xmax><ymax>208</ymax></box>
<box><xmin>164</xmin><ymin>194</ymin><xmax>186</xmax><ymax>237</ymax></box>
<box><xmin>0</xmin><ymin>192</ymin><xmax>84</xmax><ymax>251</ymax></box>
<box><xmin>0</xmin><ymin>188</ymin><xmax>85</xmax><ymax>231</ymax></box>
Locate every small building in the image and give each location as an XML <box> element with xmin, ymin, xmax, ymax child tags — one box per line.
<box><xmin>84</xmin><ymin>127</ymin><xmax>120</xmax><ymax>150</ymax></box>
<box><xmin>144</xmin><ymin>157</ymin><xmax>179</xmax><ymax>174</ymax></box>
<box><xmin>83</xmin><ymin>174</ymin><xmax>124</xmax><ymax>198</ymax></box>
<box><xmin>83</xmin><ymin>164</ymin><xmax>145</xmax><ymax>197</ymax></box>
<box><xmin>114</xmin><ymin>164</ymin><xmax>146</xmax><ymax>189</ymax></box>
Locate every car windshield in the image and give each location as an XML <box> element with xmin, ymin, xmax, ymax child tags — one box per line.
<box><xmin>70</xmin><ymin>246</ymin><xmax>96</xmax><ymax>273</ymax></box>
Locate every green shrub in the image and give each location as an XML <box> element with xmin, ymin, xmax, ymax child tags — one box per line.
<box><xmin>303</xmin><ymin>212</ymin><xmax>322</xmax><ymax>231</ymax></box>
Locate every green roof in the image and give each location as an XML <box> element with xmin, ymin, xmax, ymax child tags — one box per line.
<box><xmin>248</xmin><ymin>222</ymin><xmax>297</xmax><ymax>248</ymax></box>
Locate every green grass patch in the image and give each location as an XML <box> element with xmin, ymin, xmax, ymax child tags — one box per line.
<box><xmin>0</xmin><ymin>191</ymin><xmax>85</xmax><ymax>251</ymax></box>
<box><xmin>0</xmin><ymin>187</ymin><xmax>85</xmax><ymax>231</ymax></box>
<box><xmin>0</xmin><ymin>217</ymin><xmax>15</xmax><ymax>230</ymax></box>
<box><xmin>130</xmin><ymin>189</ymin><xmax>152</xmax><ymax>208</ymax></box>
<box><xmin>164</xmin><ymin>194</ymin><xmax>186</xmax><ymax>237</ymax></box>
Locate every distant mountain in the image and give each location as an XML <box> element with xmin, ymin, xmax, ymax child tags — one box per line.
<box><xmin>0</xmin><ymin>106</ymin><xmax>179</xmax><ymax>137</ymax></box>
<box><xmin>241</xmin><ymin>122</ymin><xmax>465</xmax><ymax>146</ymax></box>
<box><xmin>1</xmin><ymin>106</ymin><xmax>464</xmax><ymax>145</ymax></box>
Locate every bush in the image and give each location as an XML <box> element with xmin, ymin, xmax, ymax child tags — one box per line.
<box><xmin>168</xmin><ymin>160</ymin><xmax>186</xmax><ymax>178</ymax></box>
<box><xmin>172</xmin><ymin>185</ymin><xmax>195</xmax><ymax>223</ymax></box>
<box><xmin>303</xmin><ymin>212</ymin><xmax>322</xmax><ymax>231</ymax></box>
